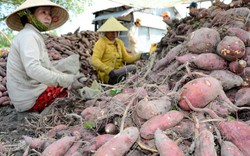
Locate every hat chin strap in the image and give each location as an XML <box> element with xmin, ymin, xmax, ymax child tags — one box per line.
<box><xmin>19</xmin><ymin>9</ymin><xmax>49</xmax><ymax>31</ymax></box>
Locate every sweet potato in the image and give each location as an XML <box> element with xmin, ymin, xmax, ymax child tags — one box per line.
<box><xmin>186</xmin><ymin>27</ymin><xmax>221</xmax><ymax>54</ymax></box>
<box><xmin>225</xmin><ymin>88</ymin><xmax>238</xmax><ymax>103</ymax></box>
<box><xmin>175</xmin><ymin>53</ymin><xmax>198</xmax><ymax>64</ymax></box>
<box><xmin>83</xmin><ymin>134</ymin><xmax>114</xmax><ymax>152</ymax></box>
<box><xmin>158</xmin><ymin>62</ymin><xmax>181</xmax><ymax>77</ymax></box>
<box><xmin>135</xmin><ymin>96</ymin><xmax>171</xmax><ymax>120</ymax></box>
<box><xmin>0</xmin><ymin>96</ymin><xmax>11</xmax><ymax>105</ymax></box>
<box><xmin>46</xmin><ymin>124</ymin><xmax>68</xmax><ymax>138</ymax></box>
<box><xmin>191</xmin><ymin>53</ymin><xmax>228</xmax><ymax>70</ymax></box>
<box><xmin>218</xmin><ymin>120</ymin><xmax>250</xmax><ymax>156</ymax></box>
<box><xmin>227</xmin><ymin>27</ymin><xmax>250</xmax><ymax>46</ymax></box>
<box><xmin>207</xmin><ymin>98</ymin><xmax>234</xmax><ymax>117</ymax></box>
<box><xmin>209</xmin><ymin>70</ymin><xmax>243</xmax><ymax>91</ymax></box>
<box><xmin>235</xmin><ymin>87</ymin><xmax>250</xmax><ymax>106</ymax></box>
<box><xmin>241</xmin><ymin>67</ymin><xmax>250</xmax><ymax>85</ymax></box>
<box><xmin>71</xmin><ymin>151</ymin><xmax>82</xmax><ymax>156</ymax></box>
<box><xmin>226</xmin><ymin>7</ymin><xmax>250</xmax><ymax>19</ymax></box>
<box><xmin>80</xmin><ymin>106</ymin><xmax>100</xmax><ymax>122</ymax></box>
<box><xmin>221</xmin><ymin>141</ymin><xmax>244</xmax><ymax>156</ymax></box>
<box><xmin>154</xmin><ymin>129</ymin><xmax>184</xmax><ymax>156</ymax></box>
<box><xmin>140</xmin><ymin>110</ymin><xmax>184</xmax><ymax>139</ymax></box>
<box><xmin>65</xmin><ymin>141</ymin><xmax>83</xmax><ymax>156</ymax></box>
<box><xmin>229</xmin><ymin>59</ymin><xmax>246</xmax><ymax>74</ymax></box>
<box><xmin>112</xmin><ymin>87</ymin><xmax>148</xmax><ymax>104</ymax></box>
<box><xmin>0</xmin><ymin>84</ymin><xmax>6</xmax><ymax>92</ymax></box>
<box><xmin>105</xmin><ymin>123</ymin><xmax>119</xmax><ymax>134</ymax></box>
<box><xmin>67</xmin><ymin>125</ymin><xmax>95</xmax><ymax>141</ymax></box>
<box><xmin>195</xmin><ymin>129</ymin><xmax>217</xmax><ymax>156</ymax></box>
<box><xmin>212</xmin><ymin>10</ymin><xmax>229</xmax><ymax>25</ymax></box>
<box><xmin>42</xmin><ymin>136</ymin><xmax>75</xmax><ymax>156</ymax></box>
<box><xmin>23</xmin><ymin>135</ymin><xmax>45</xmax><ymax>149</ymax></box>
<box><xmin>216</xmin><ymin>36</ymin><xmax>245</xmax><ymax>61</ymax></box>
<box><xmin>154</xmin><ymin>43</ymin><xmax>186</xmax><ymax>70</ymax></box>
<box><xmin>179</xmin><ymin>77</ymin><xmax>222</xmax><ymax>111</ymax></box>
<box><xmin>245</xmin><ymin>21</ymin><xmax>250</xmax><ymax>31</ymax></box>
<box><xmin>244</xmin><ymin>47</ymin><xmax>250</xmax><ymax>67</ymax></box>
<box><xmin>93</xmin><ymin>127</ymin><xmax>139</xmax><ymax>156</ymax></box>
<box><xmin>172</xmin><ymin>119</ymin><xmax>195</xmax><ymax>138</ymax></box>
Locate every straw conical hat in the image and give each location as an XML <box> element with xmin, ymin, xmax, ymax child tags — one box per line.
<box><xmin>97</xmin><ymin>17</ymin><xmax>128</xmax><ymax>32</ymax></box>
<box><xmin>6</xmin><ymin>0</ymin><xmax>69</xmax><ymax>31</ymax></box>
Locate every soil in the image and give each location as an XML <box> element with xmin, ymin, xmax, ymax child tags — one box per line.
<box><xmin>0</xmin><ymin>97</ymin><xmax>82</xmax><ymax>155</ymax></box>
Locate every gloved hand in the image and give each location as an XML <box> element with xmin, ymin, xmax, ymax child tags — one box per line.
<box><xmin>71</xmin><ymin>74</ymin><xmax>85</xmax><ymax>89</ymax></box>
<box><xmin>140</xmin><ymin>52</ymin><xmax>150</xmax><ymax>60</ymax></box>
<box><xmin>109</xmin><ymin>70</ymin><xmax>117</xmax><ymax>78</ymax></box>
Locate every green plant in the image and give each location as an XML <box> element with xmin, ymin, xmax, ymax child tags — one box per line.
<box><xmin>83</xmin><ymin>122</ymin><xmax>95</xmax><ymax>129</ymax></box>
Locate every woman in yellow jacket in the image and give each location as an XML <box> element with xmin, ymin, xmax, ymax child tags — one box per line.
<box><xmin>91</xmin><ymin>17</ymin><xmax>150</xmax><ymax>84</ymax></box>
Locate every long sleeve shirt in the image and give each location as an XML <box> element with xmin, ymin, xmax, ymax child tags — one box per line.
<box><xmin>7</xmin><ymin>24</ymin><xmax>75</xmax><ymax>112</ymax></box>
<box><xmin>91</xmin><ymin>36</ymin><xmax>141</xmax><ymax>83</ymax></box>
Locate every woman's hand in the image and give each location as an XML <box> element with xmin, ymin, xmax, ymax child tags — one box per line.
<box><xmin>69</xmin><ymin>74</ymin><xmax>87</xmax><ymax>90</ymax></box>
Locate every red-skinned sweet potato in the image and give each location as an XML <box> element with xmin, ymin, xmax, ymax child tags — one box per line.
<box><xmin>186</xmin><ymin>27</ymin><xmax>221</xmax><ymax>54</ymax></box>
<box><xmin>172</xmin><ymin>119</ymin><xmax>195</xmax><ymax>138</ymax></box>
<box><xmin>154</xmin><ymin>43</ymin><xmax>186</xmax><ymax>70</ymax></box>
<box><xmin>176</xmin><ymin>53</ymin><xmax>198</xmax><ymax>64</ymax></box>
<box><xmin>23</xmin><ymin>135</ymin><xmax>46</xmax><ymax>149</ymax></box>
<box><xmin>235</xmin><ymin>87</ymin><xmax>250</xmax><ymax>106</ymax></box>
<box><xmin>217</xmin><ymin>36</ymin><xmax>245</xmax><ymax>61</ymax></box>
<box><xmin>65</xmin><ymin>141</ymin><xmax>83</xmax><ymax>156</ymax></box>
<box><xmin>221</xmin><ymin>141</ymin><xmax>244</xmax><ymax>156</ymax></box>
<box><xmin>112</xmin><ymin>87</ymin><xmax>148</xmax><ymax>104</ymax></box>
<box><xmin>241</xmin><ymin>67</ymin><xmax>250</xmax><ymax>86</ymax></box>
<box><xmin>209</xmin><ymin>70</ymin><xmax>243</xmax><ymax>91</ymax></box>
<box><xmin>67</xmin><ymin>125</ymin><xmax>95</xmax><ymax>142</ymax></box>
<box><xmin>207</xmin><ymin>98</ymin><xmax>235</xmax><ymax>117</ymax></box>
<box><xmin>195</xmin><ymin>129</ymin><xmax>217</xmax><ymax>156</ymax></box>
<box><xmin>191</xmin><ymin>53</ymin><xmax>228</xmax><ymax>70</ymax></box>
<box><xmin>46</xmin><ymin>124</ymin><xmax>68</xmax><ymax>138</ymax></box>
<box><xmin>80</xmin><ymin>106</ymin><xmax>100</xmax><ymax>122</ymax></box>
<box><xmin>42</xmin><ymin>136</ymin><xmax>75</xmax><ymax>156</ymax></box>
<box><xmin>179</xmin><ymin>77</ymin><xmax>222</xmax><ymax>111</ymax></box>
<box><xmin>229</xmin><ymin>59</ymin><xmax>246</xmax><ymax>74</ymax></box>
<box><xmin>226</xmin><ymin>7</ymin><xmax>250</xmax><ymax>19</ymax></box>
<box><xmin>83</xmin><ymin>134</ymin><xmax>114</xmax><ymax>152</ymax></box>
<box><xmin>140</xmin><ymin>110</ymin><xmax>184</xmax><ymax>139</ymax></box>
<box><xmin>136</xmin><ymin>96</ymin><xmax>171</xmax><ymax>120</ymax></box>
<box><xmin>218</xmin><ymin>120</ymin><xmax>250</xmax><ymax>156</ymax></box>
<box><xmin>227</xmin><ymin>27</ymin><xmax>250</xmax><ymax>46</ymax></box>
<box><xmin>154</xmin><ymin>128</ymin><xmax>185</xmax><ymax>156</ymax></box>
<box><xmin>243</xmin><ymin>47</ymin><xmax>250</xmax><ymax>67</ymax></box>
<box><xmin>245</xmin><ymin>21</ymin><xmax>250</xmax><ymax>31</ymax></box>
<box><xmin>93</xmin><ymin>127</ymin><xmax>139</xmax><ymax>156</ymax></box>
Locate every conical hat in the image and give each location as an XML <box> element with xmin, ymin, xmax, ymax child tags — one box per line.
<box><xmin>6</xmin><ymin>0</ymin><xmax>69</xmax><ymax>31</ymax></box>
<box><xmin>97</xmin><ymin>17</ymin><xmax>128</xmax><ymax>32</ymax></box>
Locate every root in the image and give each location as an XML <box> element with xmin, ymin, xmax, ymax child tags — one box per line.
<box><xmin>137</xmin><ymin>141</ymin><xmax>158</xmax><ymax>153</ymax></box>
<box><xmin>219</xmin><ymin>91</ymin><xmax>250</xmax><ymax>111</ymax></box>
<box><xmin>120</xmin><ymin>95</ymin><xmax>138</xmax><ymax>131</ymax></box>
<box><xmin>183</xmin><ymin>96</ymin><xmax>224</xmax><ymax>120</ymax></box>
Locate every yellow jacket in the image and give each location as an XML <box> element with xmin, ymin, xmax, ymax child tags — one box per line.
<box><xmin>91</xmin><ymin>36</ymin><xmax>141</xmax><ymax>83</ymax></box>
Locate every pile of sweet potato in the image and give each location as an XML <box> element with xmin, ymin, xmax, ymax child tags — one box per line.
<box><xmin>45</xmin><ymin>29</ymin><xmax>101</xmax><ymax>84</ymax></box>
<box><xmin>0</xmin><ymin>52</ymin><xmax>11</xmax><ymax>106</ymax></box>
